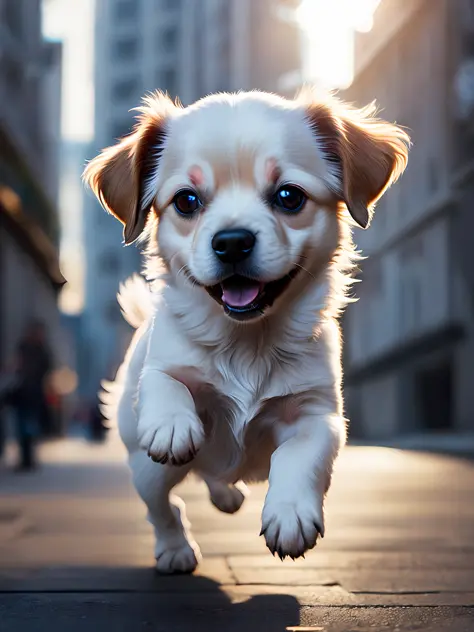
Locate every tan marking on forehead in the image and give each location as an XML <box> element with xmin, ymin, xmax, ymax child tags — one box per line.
<box><xmin>188</xmin><ymin>165</ymin><xmax>204</xmax><ymax>188</ymax></box>
<box><xmin>265</xmin><ymin>158</ymin><xmax>281</xmax><ymax>185</ymax></box>
<box><xmin>211</xmin><ymin>147</ymin><xmax>257</xmax><ymax>190</ymax></box>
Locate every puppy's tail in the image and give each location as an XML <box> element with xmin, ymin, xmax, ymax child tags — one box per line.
<box><xmin>98</xmin><ymin>377</ymin><xmax>120</xmax><ymax>427</ymax></box>
<box><xmin>117</xmin><ymin>274</ymin><xmax>153</xmax><ymax>329</ymax></box>
<box><xmin>98</xmin><ymin>275</ymin><xmax>152</xmax><ymax>425</ymax></box>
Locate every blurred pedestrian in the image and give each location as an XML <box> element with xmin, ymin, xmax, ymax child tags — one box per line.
<box><xmin>89</xmin><ymin>400</ymin><xmax>108</xmax><ymax>442</ymax></box>
<box><xmin>0</xmin><ymin>406</ymin><xmax>5</xmax><ymax>462</ymax></box>
<box><xmin>6</xmin><ymin>320</ymin><xmax>53</xmax><ymax>471</ymax></box>
<box><xmin>0</xmin><ymin>371</ymin><xmax>18</xmax><ymax>462</ymax></box>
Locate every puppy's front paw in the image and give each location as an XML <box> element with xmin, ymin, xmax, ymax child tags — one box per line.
<box><xmin>261</xmin><ymin>500</ymin><xmax>324</xmax><ymax>560</ymax></box>
<box><xmin>139</xmin><ymin>412</ymin><xmax>204</xmax><ymax>466</ymax></box>
<box><xmin>155</xmin><ymin>541</ymin><xmax>200</xmax><ymax>575</ymax></box>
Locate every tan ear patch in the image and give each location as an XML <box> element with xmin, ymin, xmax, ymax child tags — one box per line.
<box><xmin>83</xmin><ymin>91</ymin><xmax>176</xmax><ymax>244</ymax></box>
<box><xmin>306</xmin><ymin>99</ymin><xmax>410</xmax><ymax>228</ymax></box>
<box><xmin>83</xmin><ymin>134</ymin><xmax>137</xmax><ymax>233</ymax></box>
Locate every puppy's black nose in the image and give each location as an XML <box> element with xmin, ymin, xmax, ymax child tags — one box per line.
<box><xmin>212</xmin><ymin>229</ymin><xmax>256</xmax><ymax>264</ymax></box>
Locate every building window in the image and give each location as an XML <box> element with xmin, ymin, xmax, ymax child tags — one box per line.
<box><xmin>161</xmin><ymin>0</ymin><xmax>180</xmax><ymax>11</ymax></box>
<box><xmin>114</xmin><ymin>0</ymin><xmax>139</xmax><ymax>22</ymax></box>
<box><xmin>113</xmin><ymin>37</ymin><xmax>139</xmax><ymax>61</ymax></box>
<box><xmin>104</xmin><ymin>300</ymin><xmax>121</xmax><ymax>324</ymax></box>
<box><xmin>110</xmin><ymin>119</ymin><xmax>133</xmax><ymax>140</ymax></box>
<box><xmin>400</xmin><ymin>235</ymin><xmax>424</xmax><ymax>260</ymax></box>
<box><xmin>399</xmin><ymin>276</ymin><xmax>421</xmax><ymax>334</ymax></box>
<box><xmin>465</xmin><ymin>0</ymin><xmax>474</xmax><ymax>29</ymax></box>
<box><xmin>157</xmin><ymin>68</ymin><xmax>177</xmax><ymax>97</ymax></box>
<box><xmin>362</xmin><ymin>259</ymin><xmax>382</xmax><ymax>296</ymax></box>
<box><xmin>112</xmin><ymin>77</ymin><xmax>139</xmax><ymax>100</ymax></box>
<box><xmin>3</xmin><ymin>55</ymin><xmax>23</xmax><ymax>96</ymax></box>
<box><xmin>160</xmin><ymin>26</ymin><xmax>178</xmax><ymax>51</ymax></box>
<box><xmin>98</xmin><ymin>251</ymin><xmax>120</xmax><ymax>274</ymax></box>
<box><xmin>215</xmin><ymin>1</ymin><xmax>231</xmax><ymax>90</ymax></box>
<box><xmin>398</xmin><ymin>238</ymin><xmax>423</xmax><ymax>335</ymax></box>
<box><xmin>3</xmin><ymin>0</ymin><xmax>22</xmax><ymax>37</ymax></box>
<box><xmin>427</xmin><ymin>157</ymin><xmax>439</xmax><ymax>194</ymax></box>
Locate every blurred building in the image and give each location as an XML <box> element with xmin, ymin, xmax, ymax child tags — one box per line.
<box><xmin>343</xmin><ymin>0</ymin><xmax>474</xmax><ymax>438</ymax></box>
<box><xmin>178</xmin><ymin>0</ymin><xmax>302</xmax><ymax>102</ymax></box>
<box><xmin>0</xmin><ymin>0</ymin><xmax>65</xmax><ymax>371</ymax></box>
<box><xmin>40</xmin><ymin>39</ymin><xmax>62</xmax><ymax>206</ymax></box>
<box><xmin>82</xmin><ymin>0</ymin><xmax>302</xmax><ymax>397</ymax></box>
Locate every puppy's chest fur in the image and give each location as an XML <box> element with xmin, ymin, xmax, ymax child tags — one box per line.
<box><xmin>171</xmin><ymin>327</ymin><xmax>316</xmax><ymax>409</ymax></box>
<box><xmin>167</xmin><ymin>341</ymin><xmax>319</xmax><ymax>481</ymax></box>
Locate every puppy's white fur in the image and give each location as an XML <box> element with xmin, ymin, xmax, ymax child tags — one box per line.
<box><xmin>85</xmin><ymin>90</ymin><xmax>409</xmax><ymax>573</ymax></box>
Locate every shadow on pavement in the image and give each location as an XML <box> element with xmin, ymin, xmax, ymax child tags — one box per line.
<box><xmin>0</xmin><ymin>569</ymin><xmax>301</xmax><ymax>632</ymax></box>
<box><xmin>144</xmin><ymin>574</ymin><xmax>300</xmax><ymax>632</ymax></box>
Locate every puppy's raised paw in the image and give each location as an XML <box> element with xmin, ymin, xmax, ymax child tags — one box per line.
<box><xmin>208</xmin><ymin>481</ymin><xmax>248</xmax><ymax>514</ymax></box>
<box><xmin>139</xmin><ymin>413</ymin><xmax>205</xmax><ymax>466</ymax></box>
<box><xmin>260</xmin><ymin>501</ymin><xmax>324</xmax><ymax>560</ymax></box>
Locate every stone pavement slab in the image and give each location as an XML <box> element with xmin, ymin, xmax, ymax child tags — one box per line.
<box><xmin>0</xmin><ymin>433</ymin><xmax>473</xmax><ymax>630</ymax></box>
<box><xmin>0</xmin><ymin>595</ymin><xmax>473</xmax><ymax>632</ymax></box>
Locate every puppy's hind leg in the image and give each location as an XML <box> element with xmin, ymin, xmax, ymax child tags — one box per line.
<box><xmin>129</xmin><ymin>451</ymin><xmax>200</xmax><ymax>574</ymax></box>
<box><xmin>204</xmin><ymin>477</ymin><xmax>248</xmax><ymax>515</ymax></box>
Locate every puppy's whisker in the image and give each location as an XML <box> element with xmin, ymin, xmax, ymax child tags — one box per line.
<box><xmin>293</xmin><ymin>262</ymin><xmax>316</xmax><ymax>281</ymax></box>
<box><xmin>176</xmin><ymin>264</ymin><xmax>202</xmax><ymax>289</ymax></box>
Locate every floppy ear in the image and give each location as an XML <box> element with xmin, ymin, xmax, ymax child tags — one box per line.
<box><xmin>83</xmin><ymin>92</ymin><xmax>175</xmax><ymax>244</ymax></box>
<box><xmin>306</xmin><ymin>98</ymin><xmax>410</xmax><ymax>228</ymax></box>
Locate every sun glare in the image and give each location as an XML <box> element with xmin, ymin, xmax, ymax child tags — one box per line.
<box><xmin>297</xmin><ymin>0</ymin><xmax>381</xmax><ymax>89</ymax></box>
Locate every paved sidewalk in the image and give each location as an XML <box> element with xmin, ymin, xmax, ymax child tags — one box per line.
<box><xmin>0</xmin><ymin>432</ymin><xmax>473</xmax><ymax>631</ymax></box>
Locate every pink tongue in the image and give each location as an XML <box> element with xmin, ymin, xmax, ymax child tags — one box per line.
<box><xmin>222</xmin><ymin>283</ymin><xmax>260</xmax><ymax>307</ymax></box>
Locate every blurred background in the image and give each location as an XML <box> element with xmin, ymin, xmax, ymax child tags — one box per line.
<box><xmin>1</xmin><ymin>0</ymin><xmax>473</xmax><ymax>463</ymax></box>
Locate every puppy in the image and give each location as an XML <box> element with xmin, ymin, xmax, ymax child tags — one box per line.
<box><xmin>84</xmin><ymin>89</ymin><xmax>409</xmax><ymax>574</ymax></box>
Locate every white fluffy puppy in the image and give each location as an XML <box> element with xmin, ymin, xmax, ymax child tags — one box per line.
<box><xmin>84</xmin><ymin>90</ymin><xmax>409</xmax><ymax>574</ymax></box>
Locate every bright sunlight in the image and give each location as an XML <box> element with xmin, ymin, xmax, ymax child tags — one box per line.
<box><xmin>297</xmin><ymin>0</ymin><xmax>381</xmax><ymax>89</ymax></box>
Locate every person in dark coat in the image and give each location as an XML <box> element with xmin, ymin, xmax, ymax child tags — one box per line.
<box><xmin>9</xmin><ymin>321</ymin><xmax>53</xmax><ymax>470</ymax></box>
<box><xmin>89</xmin><ymin>401</ymin><xmax>108</xmax><ymax>442</ymax></box>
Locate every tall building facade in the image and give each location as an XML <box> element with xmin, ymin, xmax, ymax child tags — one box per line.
<box><xmin>342</xmin><ymin>0</ymin><xmax>474</xmax><ymax>439</ymax></box>
<box><xmin>0</xmin><ymin>0</ymin><xmax>64</xmax><ymax>369</ymax></box>
<box><xmin>82</xmin><ymin>0</ymin><xmax>302</xmax><ymax>397</ymax></box>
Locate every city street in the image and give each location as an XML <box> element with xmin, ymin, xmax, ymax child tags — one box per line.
<box><xmin>0</xmin><ymin>432</ymin><xmax>473</xmax><ymax>631</ymax></box>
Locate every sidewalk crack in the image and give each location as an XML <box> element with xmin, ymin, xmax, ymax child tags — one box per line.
<box><xmin>224</xmin><ymin>557</ymin><xmax>239</xmax><ymax>585</ymax></box>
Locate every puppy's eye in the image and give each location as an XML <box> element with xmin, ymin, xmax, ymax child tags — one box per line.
<box><xmin>173</xmin><ymin>189</ymin><xmax>201</xmax><ymax>216</ymax></box>
<box><xmin>274</xmin><ymin>185</ymin><xmax>306</xmax><ymax>213</ymax></box>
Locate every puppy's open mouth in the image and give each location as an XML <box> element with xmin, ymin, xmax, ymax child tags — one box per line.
<box><xmin>205</xmin><ymin>270</ymin><xmax>299</xmax><ymax>321</ymax></box>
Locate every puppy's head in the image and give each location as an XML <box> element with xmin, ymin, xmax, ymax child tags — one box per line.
<box><xmin>84</xmin><ymin>91</ymin><xmax>409</xmax><ymax>322</ymax></box>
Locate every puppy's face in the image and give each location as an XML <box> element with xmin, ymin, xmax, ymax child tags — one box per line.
<box><xmin>84</xmin><ymin>91</ymin><xmax>409</xmax><ymax>322</ymax></box>
<box><xmin>155</xmin><ymin>97</ymin><xmax>342</xmax><ymax>321</ymax></box>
